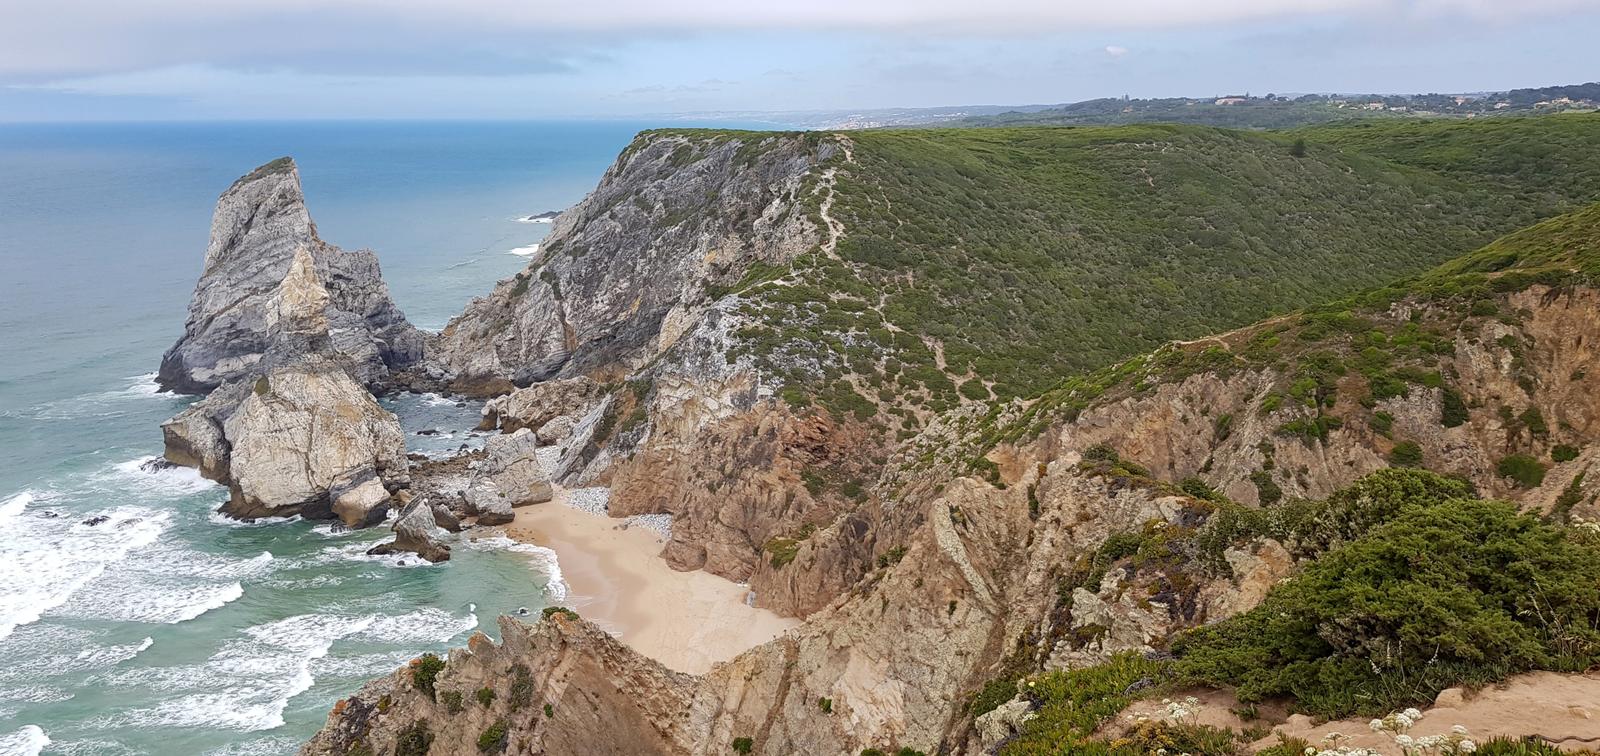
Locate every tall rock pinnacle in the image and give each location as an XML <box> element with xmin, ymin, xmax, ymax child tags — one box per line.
<box><xmin>156</xmin><ymin>157</ymin><xmax>424</xmax><ymax>394</ymax></box>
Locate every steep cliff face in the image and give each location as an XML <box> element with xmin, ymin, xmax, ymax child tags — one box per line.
<box><xmin>435</xmin><ymin>131</ymin><xmax>838</xmax><ymax>389</ymax></box>
<box><xmin>157</xmin><ymin>157</ymin><xmax>424</xmax><ymax>394</ymax></box>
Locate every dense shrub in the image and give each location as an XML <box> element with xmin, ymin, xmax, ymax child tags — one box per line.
<box><xmin>999</xmin><ymin>653</ymin><xmax>1167</xmax><ymax>755</ymax></box>
<box><xmin>1174</xmin><ymin>496</ymin><xmax>1600</xmax><ymax>718</ymax></box>
<box><xmin>1498</xmin><ymin>454</ymin><xmax>1548</xmax><ymax>488</ymax></box>
<box><xmin>410</xmin><ymin>654</ymin><xmax>446</xmax><ymax>701</ymax></box>
<box><xmin>1388</xmin><ymin>440</ymin><xmax>1423</xmax><ymax>467</ymax></box>
<box><xmin>476</xmin><ymin>720</ymin><xmax>508</xmax><ymax>753</ymax></box>
<box><xmin>1553</xmin><ymin>444</ymin><xmax>1580</xmax><ymax>463</ymax></box>
<box><xmin>1441</xmin><ymin>387</ymin><xmax>1470</xmax><ymax>427</ymax></box>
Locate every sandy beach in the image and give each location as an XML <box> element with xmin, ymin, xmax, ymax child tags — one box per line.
<box><xmin>501</xmin><ymin>487</ymin><xmax>799</xmax><ymax>675</ymax></box>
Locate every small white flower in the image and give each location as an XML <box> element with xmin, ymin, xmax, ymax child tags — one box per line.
<box><xmin>1304</xmin><ymin>748</ymin><xmax>1317</xmax><ymax>755</ymax></box>
<box><xmin>1459</xmin><ymin>740</ymin><xmax>1476</xmax><ymax>754</ymax></box>
<box><xmin>1369</xmin><ymin>719</ymin><xmax>1385</xmax><ymax>733</ymax></box>
<box><xmin>1404</xmin><ymin>707</ymin><xmax>1424</xmax><ymax>721</ymax></box>
<box><xmin>1451</xmin><ymin>725</ymin><xmax>1469</xmax><ymax>736</ymax></box>
<box><xmin>1395</xmin><ymin>734</ymin><xmax>1414</xmax><ymax>747</ymax></box>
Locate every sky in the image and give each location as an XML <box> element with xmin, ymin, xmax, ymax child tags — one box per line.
<box><xmin>2</xmin><ymin>0</ymin><xmax>1598</xmax><ymax>121</ymax></box>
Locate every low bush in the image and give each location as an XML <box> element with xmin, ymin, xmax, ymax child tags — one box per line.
<box><xmin>410</xmin><ymin>654</ymin><xmax>446</xmax><ymax>701</ymax></box>
<box><xmin>1174</xmin><ymin>495</ymin><xmax>1600</xmax><ymax>718</ymax></box>
<box><xmin>1497</xmin><ymin>454</ymin><xmax>1548</xmax><ymax>488</ymax></box>
<box><xmin>476</xmin><ymin>720</ymin><xmax>508</xmax><ymax>753</ymax></box>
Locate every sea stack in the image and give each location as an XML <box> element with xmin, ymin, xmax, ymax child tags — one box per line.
<box><xmin>156</xmin><ymin>156</ymin><xmax>425</xmax><ymax>394</ymax></box>
<box><xmin>157</xmin><ymin>158</ymin><xmax>419</xmax><ymax>525</ymax></box>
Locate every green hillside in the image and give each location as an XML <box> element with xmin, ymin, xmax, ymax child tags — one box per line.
<box><xmin>722</xmin><ymin>118</ymin><xmax>1600</xmax><ymax>423</ymax></box>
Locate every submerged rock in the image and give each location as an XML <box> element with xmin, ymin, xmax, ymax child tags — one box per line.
<box><xmin>156</xmin><ymin>157</ymin><xmax>423</xmax><ymax>394</ymax></box>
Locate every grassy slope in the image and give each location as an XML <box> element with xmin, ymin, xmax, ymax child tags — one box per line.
<box><xmin>724</xmin><ymin>117</ymin><xmax>1600</xmax><ymax>430</ymax></box>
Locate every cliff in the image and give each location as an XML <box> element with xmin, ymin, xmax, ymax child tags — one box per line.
<box><xmin>305</xmin><ymin>120</ymin><xmax>1600</xmax><ymax>754</ymax></box>
<box><xmin>157</xmin><ymin>156</ymin><xmax>424</xmax><ymax>394</ymax></box>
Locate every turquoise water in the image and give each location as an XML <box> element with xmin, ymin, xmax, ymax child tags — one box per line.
<box><xmin>0</xmin><ymin>121</ymin><xmax>671</xmax><ymax>755</ymax></box>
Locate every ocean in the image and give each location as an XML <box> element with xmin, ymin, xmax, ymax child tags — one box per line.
<box><xmin>0</xmin><ymin>120</ymin><xmax>682</xmax><ymax>755</ymax></box>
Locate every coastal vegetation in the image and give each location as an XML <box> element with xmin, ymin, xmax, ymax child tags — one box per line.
<box><xmin>724</xmin><ymin>116</ymin><xmax>1600</xmax><ymax>428</ymax></box>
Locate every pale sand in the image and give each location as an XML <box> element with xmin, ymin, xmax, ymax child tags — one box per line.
<box><xmin>501</xmin><ymin>487</ymin><xmax>799</xmax><ymax>675</ymax></box>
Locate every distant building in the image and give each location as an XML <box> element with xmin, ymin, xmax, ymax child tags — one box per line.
<box><xmin>1214</xmin><ymin>97</ymin><xmax>1247</xmax><ymax>106</ymax></box>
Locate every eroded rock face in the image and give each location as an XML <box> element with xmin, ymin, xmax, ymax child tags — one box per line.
<box><xmin>161</xmin><ymin>355</ymin><xmax>407</xmax><ymax>521</ymax></box>
<box><xmin>435</xmin><ymin>132</ymin><xmax>833</xmax><ymax>389</ymax></box>
<box><xmin>475</xmin><ymin>430</ymin><xmax>553</xmax><ymax>507</ymax></box>
<box><xmin>157</xmin><ymin>157</ymin><xmax>423</xmax><ymax>394</ymax></box>
<box><xmin>479</xmin><ymin>377</ymin><xmax>601</xmax><ymax>433</ymax></box>
<box><xmin>301</xmin><ymin>615</ymin><xmax>697</xmax><ymax>756</ymax></box>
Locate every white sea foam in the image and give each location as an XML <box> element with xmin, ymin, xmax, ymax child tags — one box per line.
<box><xmin>0</xmin><ymin>725</ymin><xmax>49</xmax><ymax>756</ymax></box>
<box><xmin>463</xmin><ymin>534</ymin><xmax>566</xmax><ymax>601</ymax></box>
<box><xmin>512</xmin><ymin>215</ymin><xmax>554</xmax><ymax>224</ymax></box>
<box><xmin>102</xmin><ymin>456</ymin><xmax>218</xmax><ymax>497</ymax></box>
<box><xmin>418</xmin><ymin>392</ymin><xmax>459</xmax><ymax>407</ymax></box>
<box><xmin>508</xmin><ymin>243</ymin><xmax>540</xmax><ymax>256</ymax></box>
<box><xmin>0</xmin><ymin>505</ymin><xmax>168</xmax><ymax>640</ymax></box>
<box><xmin>357</xmin><ymin>607</ymin><xmax>477</xmax><ymax>645</ymax></box>
<box><xmin>0</xmin><ymin>491</ymin><xmax>32</xmax><ymax>522</ymax></box>
<box><xmin>207</xmin><ymin>511</ymin><xmax>300</xmax><ymax>528</ymax></box>
<box><xmin>59</xmin><ymin>581</ymin><xmax>243</xmax><ymax>625</ymax></box>
<box><xmin>100</xmin><ymin>613</ymin><xmax>379</xmax><ymax>731</ymax></box>
<box><xmin>26</xmin><ymin>374</ymin><xmax>176</xmax><ymax>421</ymax></box>
<box><xmin>201</xmin><ymin>735</ymin><xmax>303</xmax><ymax>756</ymax></box>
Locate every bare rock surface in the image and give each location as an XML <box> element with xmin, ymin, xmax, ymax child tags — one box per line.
<box><xmin>368</xmin><ymin>497</ymin><xmax>452</xmax><ymax>563</ymax></box>
<box><xmin>475</xmin><ymin>429</ymin><xmax>553</xmax><ymax>507</ymax></box>
<box><xmin>157</xmin><ymin>157</ymin><xmax>423</xmax><ymax>394</ymax></box>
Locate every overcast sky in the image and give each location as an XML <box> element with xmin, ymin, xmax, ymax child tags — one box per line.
<box><xmin>2</xmin><ymin>0</ymin><xmax>1598</xmax><ymax>121</ymax></box>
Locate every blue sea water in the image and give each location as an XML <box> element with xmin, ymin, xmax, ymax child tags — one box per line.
<box><xmin>0</xmin><ymin>120</ymin><xmax>680</xmax><ymax>755</ymax></box>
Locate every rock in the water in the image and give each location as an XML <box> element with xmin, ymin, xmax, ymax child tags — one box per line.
<box><xmin>369</xmin><ymin>498</ymin><xmax>451</xmax><ymax>563</ymax></box>
<box><xmin>477</xmin><ymin>429</ymin><xmax>553</xmax><ymax>507</ymax></box>
<box><xmin>430</xmin><ymin>502</ymin><xmax>463</xmax><ymax>533</ymax></box>
<box><xmin>212</xmin><ymin>357</ymin><xmax>406</xmax><ymax>521</ymax></box>
<box><xmin>329</xmin><ymin>474</ymin><xmax>393</xmax><ymax>529</ymax></box>
<box><xmin>156</xmin><ymin>157</ymin><xmax>423</xmax><ymax>394</ymax></box>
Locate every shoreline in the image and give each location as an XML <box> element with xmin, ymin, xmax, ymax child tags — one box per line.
<box><xmin>500</xmin><ymin>486</ymin><xmax>798</xmax><ymax>675</ymax></box>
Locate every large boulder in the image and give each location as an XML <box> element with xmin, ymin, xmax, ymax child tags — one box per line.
<box><xmin>479</xmin><ymin>377</ymin><xmax>601</xmax><ymax>432</ymax></box>
<box><xmin>477</xmin><ymin>429</ymin><xmax>553</xmax><ymax>506</ymax></box>
<box><xmin>157</xmin><ymin>157</ymin><xmax>423</xmax><ymax>394</ymax></box>
<box><xmin>464</xmin><ymin>480</ymin><xmax>515</xmax><ymax>526</ymax></box>
<box><xmin>369</xmin><ymin>498</ymin><xmax>451</xmax><ymax>563</ymax></box>
<box><xmin>170</xmin><ymin>356</ymin><xmax>407</xmax><ymax>521</ymax></box>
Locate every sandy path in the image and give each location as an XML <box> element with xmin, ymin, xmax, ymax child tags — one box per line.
<box><xmin>1117</xmin><ymin>671</ymin><xmax>1600</xmax><ymax>753</ymax></box>
<box><xmin>501</xmin><ymin>488</ymin><xmax>798</xmax><ymax>675</ymax></box>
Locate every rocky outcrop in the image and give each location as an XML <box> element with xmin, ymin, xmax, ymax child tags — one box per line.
<box><xmin>478</xmin><ymin>377</ymin><xmax>601</xmax><ymax>433</ymax></box>
<box><xmin>435</xmin><ymin>132</ymin><xmax>834</xmax><ymax>388</ymax></box>
<box><xmin>368</xmin><ymin>496</ymin><xmax>452</xmax><ymax>563</ymax></box>
<box><xmin>302</xmin><ymin>615</ymin><xmax>697</xmax><ymax>756</ymax></box>
<box><xmin>157</xmin><ymin>157</ymin><xmax>423</xmax><ymax>394</ymax></box>
<box><xmin>162</xmin><ymin>355</ymin><xmax>406</xmax><ymax>522</ymax></box>
<box><xmin>474</xmin><ymin>430</ymin><xmax>553</xmax><ymax>507</ymax></box>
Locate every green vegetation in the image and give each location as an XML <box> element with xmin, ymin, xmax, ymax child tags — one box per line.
<box><xmin>541</xmin><ymin>606</ymin><xmax>579</xmax><ymax>621</ymax></box>
<box><xmin>475</xmin><ymin>687</ymin><xmax>495</xmax><ymax>707</ymax></box>
<box><xmin>729</xmin><ymin>117</ymin><xmax>1600</xmax><ymax>425</ymax></box>
<box><xmin>476</xmin><ymin>720</ymin><xmax>509</xmax><ymax>753</ymax></box>
<box><xmin>1554</xmin><ymin>444</ymin><xmax>1581</xmax><ymax>462</ymax></box>
<box><xmin>394</xmin><ymin>721</ymin><xmax>434</xmax><ymax>756</ymax></box>
<box><xmin>508</xmin><ymin>665</ymin><xmax>534</xmax><ymax>711</ymax></box>
<box><xmin>731</xmin><ymin>736</ymin><xmax>754</xmax><ymax>754</ymax></box>
<box><xmin>410</xmin><ymin>654</ymin><xmax>445</xmax><ymax>701</ymax></box>
<box><xmin>1388</xmin><ymin>440</ymin><xmax>1423</xmax><ymax>467</ymax></box>
<box><xmin>1498</xmin><ymin>453</ymin><xmax>1548</xmax><ymax>488</ymax></box>
<box><xmin>440</xmin><ymin>690</ymin><xmax>464</xmax><ymax>714</ymax></box>
<box><xmin>1174</xmin><ymin>491</ymin><xmax>1600</xmax><ymax>717</ymax></box>
<box><xmin>998</xmin><ymin>653</ymin><xmax>1167</xmax><ymax>754</ymax></box>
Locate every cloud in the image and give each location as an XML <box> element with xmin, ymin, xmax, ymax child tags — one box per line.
<box><xmin>1104</xmin><ymin>45</ymin><xmax>1130</xmax><ymax>58</ymax></box>
<box><xmin>2</xmin><ymin>0</ymin><xmax>1591</xmax><ymax>80</ymax></box>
